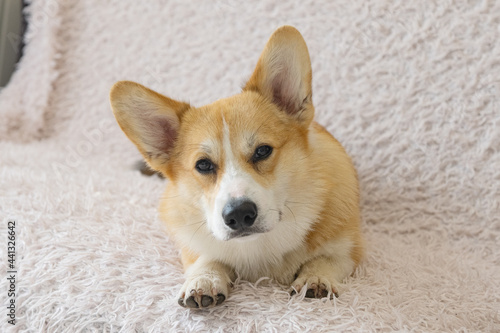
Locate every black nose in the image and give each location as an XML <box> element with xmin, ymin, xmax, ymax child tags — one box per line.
<box><xmin>222</xmin><ymin>199</ymin><xmax>258</xmax><ymax>230</ymax></box>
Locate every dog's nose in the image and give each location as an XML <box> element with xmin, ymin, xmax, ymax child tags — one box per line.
<box><xmin>222</xmin><ymin>199</ymin><xmax>258</xmax><ymax>230</ymax></box>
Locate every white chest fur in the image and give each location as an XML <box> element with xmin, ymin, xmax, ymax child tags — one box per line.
<box><xmin>176</xmin><ymin>211</ymin><xmax>315</xmax><ymax>284</ymax></box>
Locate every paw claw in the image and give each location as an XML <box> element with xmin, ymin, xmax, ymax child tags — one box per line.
<box><xmin>177</xmin><ymin>268</ymin><xmax>231</xmax><ymax>308</ymax></box>
<box><xmin>319</xmin><ymin>283</ymin><xmax>329</xmax><ymax>298</ymax></box>
<box><xmin>292</xmin><ymin>275</ymin><xmax>339</xmax><ymax>299</ymax></box>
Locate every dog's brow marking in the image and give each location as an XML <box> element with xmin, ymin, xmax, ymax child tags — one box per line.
<box><xmin>200</xmin><ymin>143</ymin><xmax>212</xmax><ymax>155</ymax></box>
<box><xmin>247</xmin><ymin>133</ymin><xmax>256</xmax><ymax>148</ymax></box>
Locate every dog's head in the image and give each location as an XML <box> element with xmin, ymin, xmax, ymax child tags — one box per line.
<box><xmin>110</xmin><ymin>26</ymin><xmax>315</xmax><ymax>241</ymax></box>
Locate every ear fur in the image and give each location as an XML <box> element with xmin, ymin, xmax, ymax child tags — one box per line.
<box><xmin>244</xmin><ymin>26</ymin><xmax>314</xmax><ymax>125</ymax></box>
<box><xmin>109</xmin><ymin>81</ymin><xmax>191</xmax><ymax>171</ymax></box>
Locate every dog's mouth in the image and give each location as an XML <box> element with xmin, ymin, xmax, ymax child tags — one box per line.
<box><xmin>225</xmin><ymin>227</ymin><xmax>267</xmax><ymax>241</ymax></box>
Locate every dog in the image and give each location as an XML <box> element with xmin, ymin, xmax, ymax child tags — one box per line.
<box><xmin>110</xmin><ymin>26</ymin><xmax>363</xmax><ymax>309</ymax></box>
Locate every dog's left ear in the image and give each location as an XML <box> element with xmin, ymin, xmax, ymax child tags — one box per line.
<box><xmin>244</xmin><ymin>26</ymin><xmax>313</xmax><ymax>125</ymax></box>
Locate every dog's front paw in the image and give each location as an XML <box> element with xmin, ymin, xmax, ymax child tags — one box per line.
<box><xmin>177</xmin><ymin>274</ymin><xmax>230</xmax><ymax>309</ymax></box>
<box><xmin>290</xmin><ymin>274</ymin><xmax>339</xmax><ymax>299</ymax></box>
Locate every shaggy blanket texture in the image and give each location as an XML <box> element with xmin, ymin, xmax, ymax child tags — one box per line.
<box><xmin>1</xmin><ymin>0</ymin><xmax>500</xmax><ymax>332</ymax></box>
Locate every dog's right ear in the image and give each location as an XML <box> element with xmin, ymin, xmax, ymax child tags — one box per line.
<box><xmin>244</xmin><ymin>26</ymin><xmax>314</xmax><ymax>126</ymax></box>
<box><xmin>110</xmin><ymin>81</ymin><xmax>191</xmax><ymax>171</ymax></box>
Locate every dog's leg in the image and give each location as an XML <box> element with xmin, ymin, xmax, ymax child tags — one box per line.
<box><xmin>290</xmin><ymin>255</ymin><xmax>354</xmax><ymax>298</ymax></box>
<box><xmin>177</xmin><ymin>257</ymin><xmax>234</xmax><ymax>308</ymax></box>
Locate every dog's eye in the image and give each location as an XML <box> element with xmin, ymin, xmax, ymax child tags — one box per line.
<box><xmin>195</xmin><ymin>159</ymin><xmax>215</xmax><ymax>174</ymax></box>
<box><xmin>252</xmin><ymin>145</ymin><xmax>273</xmax><ymax>162</ymax></box>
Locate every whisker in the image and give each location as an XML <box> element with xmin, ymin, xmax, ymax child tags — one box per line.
<box><xmin>179</xmin><ymin>219</ymin><xmax>206</xmax><ymax>228</ymax></box>
<box><xmin>189</xmin><ymin>220</ymin><xmax>206</xmax><ymax>245</ymax></box>
<box><xmin>285</xmin><ymin>200</ymin><xmax>309</xmax><ymax>205</ymax></box>
<box><xmin>161</xmin><ymin>194</ymin><xmax>181</xmax><ymax>200</ymax></box>
<box><xmin>284</xmin><ymin>203</ymin><xmax>297</xmax><ymax>224</ymax></box>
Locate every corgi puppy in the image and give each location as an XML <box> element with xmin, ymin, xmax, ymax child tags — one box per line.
<box><xmin>110</xmin><ymin>26</ymin><xmax>363</xmax><ymax>309</ymax></box>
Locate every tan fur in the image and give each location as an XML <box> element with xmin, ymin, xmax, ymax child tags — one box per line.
<box><xmin>181</xmin><ymin>248</ymin><xmax>199</xmax><ymax>269</ymax></box>
<box><xmin>110</xmin><ymin>26</ymin><xmax>363</xmax><ymax>308</ymax></box>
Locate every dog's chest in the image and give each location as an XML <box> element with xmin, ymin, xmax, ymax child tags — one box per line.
<box><xmin>209</xmin><ymin>223</ymin><xmax>312</xmax><ymax>284</ymax></box>
<box><xmin>234</xmin><ymin>246</ymin><xmax>308</xmax><ymax>284</ymax></box>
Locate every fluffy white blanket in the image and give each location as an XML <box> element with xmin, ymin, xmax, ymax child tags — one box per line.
<box><xmin>1</xmin><ymin>1</ymin><xmax>499</xmax><ymax>331</ymax></box>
